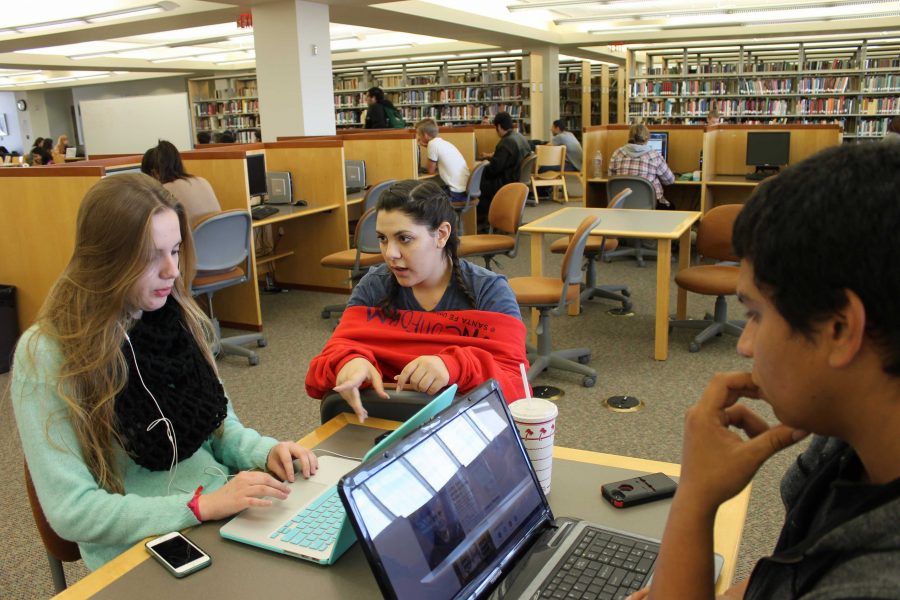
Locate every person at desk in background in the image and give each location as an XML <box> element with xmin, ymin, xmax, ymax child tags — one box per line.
<box><xmin>196</xmin><ymin>130</ymin><xmax>211</xmax><ymax>145</ymax></box>
<box><xmin>415</xmin><ymin>118</ymin><xmax>470</xmax><ymax>203</ymax></box>
<box><xmin>706</xmin><ymin>106</ymin><xmax>721</xmax><ymax>126</ymax></box>
<box><xmin>883</xmin><ymin>115</ymin><xmax>900</xmax><ymax>144</ymax></box>
<box><xmin>549</xmin><ymin>119</ymin><xmax>583</xmax><ymax>173</ymax></box>
<box><xmin>364</xmin><ymin>86</ymin><xmax>403</xmax><ymax>129</ymax></box>
<box><xmin>53</xmin><ymin>134</ymin><xmax>69</xmax><ymax>163</ymax></box>
<box><xmin>478</xmin><ymin>111</ymin><xmax>531</xmax><ymax>224</ymax></box>
<box><xmin>627</xmin><ymin>143</ymin><xmax>900</xmax><ymax>600</ymax></box>
<box><xmin>10</xmin><ymin>174</ymin><xmax>318</xmax><ymax>571</ymax></box>
<box><xmin>608</xmin><ymin>123</ymin><xmax>675</xmax><ymax>209</ymax></box>
<box><xmin>141</xmin><ymin>140</ymin><xmax>222</xmax><ymax>226</ymax></box>
<box><xmin>306</xmin><ymin>179</ymin><xmax>529</xmax><ymax>422</ymax></box>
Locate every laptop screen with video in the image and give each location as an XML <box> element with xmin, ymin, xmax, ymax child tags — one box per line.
<box><xmin>340</xmin><ymin>383</ymin><xmax>550</xmax><ymax>600</ymax></box>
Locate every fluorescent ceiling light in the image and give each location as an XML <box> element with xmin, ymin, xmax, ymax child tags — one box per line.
<box><xmin>85</xmin><ymin>6</ymin><xmax>166</xmax><ymax>23</ymax></box>
<box><xmin>71</xmin><ymin>52</ymin><xmax>118</xmax><ymax>60</ymax></box>
<box><xmin>216</xmin><ymin>58</ymin><xmax>256</xmax><ymax>65</ymax></box>
<box><xmin>366</xmin><ymin>57</ymin><xmax>410</xmax><ymax>64</ymax></box>
<box><xmin>0</xmin><ymin>70</ymin><xmax>42</xmax><ymax>77</ymax></box>
<box><xmin>76</xmin><ymin>74</ymin><xmax>111</xmax><ymax>81</ymax></box>
<box><xmin>335</xmin><ymin>43</ymin><xmax>414</xmax><ymax>54</ymax></box>
<box><xmin>16</xmin><ymin>19</ymin><xmax>85</xmax><ymax>33</ymax></box>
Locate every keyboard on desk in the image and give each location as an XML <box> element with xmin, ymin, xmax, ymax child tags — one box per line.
<box><xmin>269</xmin><ymin>486</ymin><xmax>344</xmax><ymax>552</ymax></box>
<box><xmin>251</xmin><ymin>205</ymin><xmax>280</xmax><ymax>220</ymax></box>
<box><xmin>537</xmin><ymin>526</ymin><xmax>659</xmax><ymax>600</ymax></box>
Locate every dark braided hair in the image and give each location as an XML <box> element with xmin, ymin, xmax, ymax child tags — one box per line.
<box><xmin>375</xmin><ymin>179</ymin><xmax>477</xmax><ymax>319</ymax></box>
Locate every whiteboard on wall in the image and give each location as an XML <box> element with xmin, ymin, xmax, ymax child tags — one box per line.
<box><xmin>79</xmin><ymin>93</ymin><xmax>191</xmax><ymax>155</ymax></box>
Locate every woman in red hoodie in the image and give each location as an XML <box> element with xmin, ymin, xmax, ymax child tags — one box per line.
<box><xmin>306</xmin><ymin>180</ymin><xmax>528</xmax><ymax>420</ymax></box>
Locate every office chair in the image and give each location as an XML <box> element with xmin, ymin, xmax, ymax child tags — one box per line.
<box><xmin>320</xmin><ymin>207</ymin><xmax>383</xmax><ymax>319</ymax></box>
<box><xmin>604</xmin><ymin>175</ymin><xmax>657</xmax><ymax>267</ymax></box>
<box><xmin>669</xmin><ymin>204</ymin><xmax>745</xmax><ymax>352</ymax></box>
<box><xmin>25</xmin><ymin>461</ymin><xmax>81</xmax><ymax>593</ymax></box>
<box><xmin>457</xmin><ymin>182</ymin><xmax>528</xmax><ymax>271</ymax></box>
<box><xmin>191</xmin><ymin>210</ymin><xmax>266</xmax><ymax>366</ymax></box>
<box><xmin>453</xmin><ymin>162</ymin><xmax>487</xmax><ymax>236</ymax></box>
<box><xmin>549</xmin><ymin>188</ymin><xmax>633</xmax><ymax>310</ymax></box>
<box><xmin>509</xmin><ymin>215</ymin><xmax>602</xmax><ymax>387</ymax></box>
<box><xmin>319</xmin><ymin>386</ymin><xmax>455</xmax><ymax>424</ymax></box>
<box><xmin>517</xmin><ymin>153</ymin><xmax>538</xmax><ymax>205</ymax></box>
<box><xmin>362</xmin><ymin>178</ymin><xmax>397</xmax><ymax>212</ymax></box>
<box><xmin>531</xmin><ymin>145</ymin><xmax>569</xmax><ymax>204</ymax></box>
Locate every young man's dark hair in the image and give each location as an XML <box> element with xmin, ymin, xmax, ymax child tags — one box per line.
<box><xmin>219</xmin><ymin>130</ymin><xmax>236</xmax><ymax>144</ymax></box>
<box><xmin>552</xmin><ymin>119</ymin><xmax>565</xmax><ymax>131</ymax></box>
<box><xmin>196</xmin><ymin>131</ymin><xmax>211</xmax><ymax>145</ymax></box>
<box><xmin>492</xmin><ymin>112</ymin><xmax>514</xmax><ymax>132</ymax></box>
<box><xmin>733</xmin><ymin>143</ymin><xmax>900</xmax><ymax>374</ymax></box>
<box><xmin>366</xmin><ymin>87</ymin><xmax>385</xmax><ymax>103</ymax></box>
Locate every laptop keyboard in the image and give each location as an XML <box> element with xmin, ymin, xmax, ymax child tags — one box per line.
<box><xmin>269</xmin><ymin>486</ymin><xmax>344</xmax><ymax>552</ymax></box>
<box><xmin>251</xmin><ymin>205</ymin><xmax>279</xmax><ymax>220</ymax></box>
<box><xmin>536</xmin><ymin>527</ymin><xmax>659</xmax><ymax>600</ymax></box>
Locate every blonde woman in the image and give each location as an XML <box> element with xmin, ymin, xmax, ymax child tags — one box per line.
<box><xmin>53</xmin><ymin>134</ymin><xmax>69</xmax><ymax>163</ymax></box>
<box><xmin>11</xmin><ymin>174</ymin><xmax>317</xmax><ymax>570</ymax></box>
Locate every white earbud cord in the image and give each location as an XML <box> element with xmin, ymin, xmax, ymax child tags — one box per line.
<box><xmin>124</xmin><ymin>333</ymin><xmax>181</xmax><ymax>495</ymax></box>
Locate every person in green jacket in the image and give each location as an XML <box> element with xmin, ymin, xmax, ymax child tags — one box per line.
<box><xmin>12</xmin><ymin>173</ymin><xmax>318</xmax><ymax>570</ymax></box>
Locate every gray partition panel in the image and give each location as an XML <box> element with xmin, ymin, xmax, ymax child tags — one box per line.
<box><xmin>91</xmin><ymin>426</ymin><xmax>672</xmax><ymax>599</ymax></box>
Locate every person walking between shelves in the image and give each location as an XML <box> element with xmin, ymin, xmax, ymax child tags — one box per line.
<box><xmin>415</xmin><ymin>118</ymin><xmax>470</xmax><ymax>204</ymax></box>
<box><xmin>365</xmin><ymin>87</ymin><xmax>405</xmax><ymax>129</ymax></box>
<box><xmin>478</xmin><ymin>112</ymin><xmax>531</xmax><ymax>226</ymax></box>
<box><xmin>608</xmin><ymin>123</ymin><xmax>675</xmax><ymax>210</ymax></box>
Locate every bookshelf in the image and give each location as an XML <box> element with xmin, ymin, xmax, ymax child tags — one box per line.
<box><xmin>557</xmin><ymin>62</ymin><xmax>624</xmax><ymax>140</ymax></box>
<box><xmin>187</xmin><ymin>74</ymin><xmax>261</xmax><ymax>143</ymax></box>
<box><xmin>627</xmin><ymin>38</ymin><xmax>900</xmax><ymax>139</ymax></box>
<box><xmin>559</xmin><ymin>61</ymin><xmax>583</xmax><ymax>137</ymax></box>
<box><xmin>332</xmin><ymin>57</ymin><xmax>530</xmax><ymax>133</ymax></box>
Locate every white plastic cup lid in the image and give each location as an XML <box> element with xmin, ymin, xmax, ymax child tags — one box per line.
<box><xmin>509</xmin><ymin>397</ymin><xmax>558</xmax><ymax>423</ymax></box>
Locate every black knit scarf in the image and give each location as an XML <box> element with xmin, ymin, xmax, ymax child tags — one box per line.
<box><xmin>114</xmin><ymin>299</ymin><xmax>227</xmax><ymax>471</ymax></box>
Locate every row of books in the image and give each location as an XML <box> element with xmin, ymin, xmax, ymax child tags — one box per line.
<box><xmin>854</xmin><ymin>117</ymin><xmax>895</xmax><ymax>136</ymax></box>
<box><xmin>194</xmin><ymin>99</ymin><xmax>259</xmax><ymax>116</ymax></box>
<box><xmin>209</xmin><ymin>86</ymin><xmax>257</xmax><ymax>99</ymax></box>
<box><xmin>862</xmin><ymin>74</ymin><xmax>900</xmax><ymax>92</ymax></box>
<box><xmin>798</xmin><ymin>76</ymin><xmax>851</xmax><ymax>93</ymax></box>
<box><xmin>740</xmin><ymin>79</ymin><xmax>794</xmax><ymax>94</ymax></box>
<box><xmin>861</xmin><ymin>96</ymin><xmax>900</xmax><ymax>113</ymax></box>
<box><xmin>395</xmin><ymin>104</ymin><xmax>524</xmax><ymax>120</ymax></box>
<box><xmin>334</xmin><ymin>77</ymin><xmax>363</xmax><ymax>91</ymax></box>
<box><xmin>797</xmin><ymin>97</ymin><xmax>855</xmax><ymax>115</ymax></box>
<box><xmin>864</xmin><ymin>58</ymin><xmax>900</xmax><ymax>69</ymax></box>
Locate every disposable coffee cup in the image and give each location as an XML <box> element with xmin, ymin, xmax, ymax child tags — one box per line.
<box><xmin>509</xmin><ymin>398</ymin><xmax>558</xmax><ymax>495</ymax></box>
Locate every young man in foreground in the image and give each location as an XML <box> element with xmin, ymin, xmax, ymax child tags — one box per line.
<box><xmin>630</xmin><ymin>142</ymin><xmax>900</xmax><ymax>599</ymax></box>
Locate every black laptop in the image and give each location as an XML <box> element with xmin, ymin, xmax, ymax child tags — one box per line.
<box><xmin>338</xmin><ymin>380</ymin><xmax>723</xmax><ymax>600</ymax></box>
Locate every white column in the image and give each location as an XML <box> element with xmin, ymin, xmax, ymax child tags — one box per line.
<box><xmin>252</xmin><ymin>0</ymin><xmax>336</xmax><ymax>140</ymax></box>
<box><xmin>528</xmin><ymin>46</ymin><xmax>559</xmax><ymax>141</ymax></box>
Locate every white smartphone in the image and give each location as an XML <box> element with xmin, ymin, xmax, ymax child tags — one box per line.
<box><xmin>145</xmin><ymin>532</ymin><xmax>211</xmax><ymax>578</ymax></box>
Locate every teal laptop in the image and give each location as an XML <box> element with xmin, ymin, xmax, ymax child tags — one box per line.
<box><xmin>219</xmin><ymin>385</ymin><xmax>458</xmax><ymax>564</ymax></box>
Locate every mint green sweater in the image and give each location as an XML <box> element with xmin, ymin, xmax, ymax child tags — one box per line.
<box><xmin>12</xmin><ymin>326</ymin><xmax>278</xmax><ymax>570</ymax></box>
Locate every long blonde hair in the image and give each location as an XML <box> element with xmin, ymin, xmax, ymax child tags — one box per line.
<box><xmin>32</xmin><ymin>173</ymin><xmax>214</xmax><ymax>493</ymax></box>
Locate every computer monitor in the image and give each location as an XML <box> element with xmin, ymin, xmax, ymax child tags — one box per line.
<box><xmin>106</xmin><ymin>166</ymin><xmax>143</xmax><ymax>176</ymax></box>
<box><xmin>246</xmin><ymin>153</ymin><xmax>267</xmax><ymax>199</ymax></box>
<box><xmin>647</xmin><ymin>132</ymin><xmax>668</xmax><ymax>162</ymax></box>
<box><xmin>345</xmin><ymin>160</ymin><xmax>367</xmax><ymax>193</ymax></box>
<box><xmin>746</xmin><ymin>132</ymin><xmax>790</xmax><ymax>168</ymax></box>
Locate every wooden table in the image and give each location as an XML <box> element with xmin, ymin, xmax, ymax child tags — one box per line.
<box><xmin>519</xmin><ymin>207</ymin><xmax>701</xmax><ymax>360</ymax></box>
<box><xmin>56</xmin><ymin>413</ymin><xmax>748</xmax><ymax>598</ymax></box>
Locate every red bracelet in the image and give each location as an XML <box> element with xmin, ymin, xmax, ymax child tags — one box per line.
<box><xmin>187</xmin><ymin>486</ymin><xmax>204</xmax><ymax>522</ymax></box>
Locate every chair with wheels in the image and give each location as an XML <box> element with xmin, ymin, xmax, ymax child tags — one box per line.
<box><xmin>603</xmin><ymin>175</ymin><xmax>657</xmax><ymax>267</ymax></box>
<box><xmin>457</xmin><ymin>182</ymin><xmax>528</xmax><ymax>271</ymax></box>
<box><xmin>517</xmin><ymin>153</ymin><xmax>538</xmax><ymax>206</ymax></box>
<box><xmin>191</xmin><ymin>210</ymin><xmax>266</xmax><ymax>366</ymax></box>
<box><xmin>669</xmin><ymin>204</ymin><xmax>745</xmax><ymax>352</ymax></box>
<box><xmin>549</xmin><ymin>188</ymin><xmax>633</xmax><ymax>310</ymax></box>
<box><xmin>508</xmin><ymin>215</ymin><xmax>602</xmax><ymax>387</ymax></box>
<box><xmin>320</xmin><ymin>207</ymin><xmax>383</xmax><ymax>319</ymax></box>
<box><xmin>319</xmin><ymin>386</ymin><xmax>456</xmax><ymax>424</ymax></box>
<box><xmin>25</xmin><ymin>461</ymin><xmax>81</xmax><ymax>593</ymax></box>
<box><xmin>531</xmin><ymin>145</ymin><xmax>569</xmax><ymax>204</ymax></box>
<box><xmin>452</xmin><ymin>162</ymin><xmax>487</xmax><ymax>236</ymax></box>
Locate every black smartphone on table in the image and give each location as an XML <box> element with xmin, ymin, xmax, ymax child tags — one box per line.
<box><xmin>601</xmin><ymin>472</ymin><xmax>678</xmax><ymax>508</ymax></box>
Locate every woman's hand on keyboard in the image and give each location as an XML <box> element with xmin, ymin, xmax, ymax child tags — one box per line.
<box><xmin>197</xmin><ymin>471</ymin><xmax>291</xmax><ymax>521</ymax></box>
<box><xmin>268</xmin><ymin>441</ymin><xmax>319</xmax><ymax>483</ymax></box>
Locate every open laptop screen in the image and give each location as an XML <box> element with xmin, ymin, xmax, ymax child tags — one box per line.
<box><xmin>341</xmin><ymin>383</ymin><xmax>548</xmax><ymax>600</ymax></box>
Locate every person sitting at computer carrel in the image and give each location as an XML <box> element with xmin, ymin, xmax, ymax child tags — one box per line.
<box><xmin>608</xmin><ymin>123</ymin><xmax>675</xmax><ymax>209</ymax></box>
<box><xmin>306</xmin><ymin>180</ymin><xmax>529</xmax><ymax>421</ymax></box>
<box><xmin>626</xmin><ymin>142</ymin><xmax>900</xmax><ymax>600</ymax></box>
<box><xmin>141</xmin><ymin>140</ymin><xmax>222</xmax><ymax>226</ymax></box>
<box><xmin>415</xmin><ymin>117</ymin><xmax>470</xmax><ymax>203</ymax></box>
<box><xmin>11</xmin><ymin>174</ymin><xmax>318</xmax><ymax>570</ymax></box>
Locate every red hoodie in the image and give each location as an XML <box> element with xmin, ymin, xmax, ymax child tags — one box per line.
<box><xmin>306</xmin><ymin>306</ymin><xmax>530</xmax><ymax>402</ymax></box>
